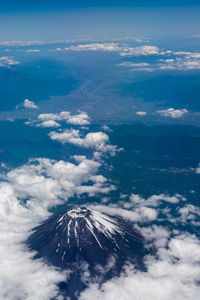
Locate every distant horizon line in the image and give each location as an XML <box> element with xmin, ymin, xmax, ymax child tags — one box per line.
<box><xmin>0</xmin><ymin>36</ymin><xmax>198</xmax><ymax>47</ymax></box>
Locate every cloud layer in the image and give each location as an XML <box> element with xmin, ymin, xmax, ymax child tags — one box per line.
<box><xmin>63</xmin><ymin>42</ymin><xmax>200</xmax><ymax>72</ymax></box>
<box><xmin>0</xmin><ymin>154</ymin><xmax>115</xmax><ymax>299</ymax></box>
<box><xmin>1</xmin><ymin>155</ymin><xmax>200</xmax><ymax>299</ymax></box>
<box><xmin>80</xmin><ymin>234</ymin><xmax>200</xmax><ymax>300</ymax></box>
<box><xmin>80</xmin><ymin>192</ymin><xmax>200</xmax><ymax>300</ymax></box>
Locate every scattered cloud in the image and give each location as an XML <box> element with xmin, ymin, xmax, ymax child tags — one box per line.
<box><xmin>195</xmin><ymin>163</ymin><xmax>200</xmax><ymax>174</ymax></box>
<box><xmin>131</xmin><ymin>67</ymin><xmax>155</xmax><ymax>72</ymax></box>
<box><xmin>93</xmin><ymin>204</ymin><xmax>157</xmax><ymax>223</ymax></box>
<box><xmin>65</xmin><ymin>43</ymin><xmax>120</xmax><ymax>52</ymax></box>
<box><xmin>2</xmin><ymin>40</ymin><xmax>200</xmax><ymax>72</ymax></box>
<box><xmin>159</xmin><ymin>57</ymin><xmax>200</xmax><ymax>71</ymax></box>
<box><xmin>26</xmin><ymin>49</ymin><xmax>40</xmax><ymax>52</ymax></box>
<box><xmin>38</xmin><ymin>111</ymin><xmax>90</xmax><ymax>125</ymax></box>
<box><xmin>7</xmin><ymin>156</ymin><xmax>113</xmax><ymax>208</ymax></box>
<box><xmin>80</xmin><ymin>233</ymin><xmax>200</xmax><ymax>300</ymax></box>
<box><xmin>0</xmin><ymin>152</ymin><xmax>116</xmax><ymax>299</ymax></box>
<box><xmin>0</xmin><ymin>190</ymin><xmax>66</xmax><ymax>299</ymax></box>
<box><xmin>80</xmin><ymin>191</ymin><xmax>200</xmax><ymax>300</ymax></box>
<box><xmin>120</xmin><ymin>45</ymin><xmax>161</xmax><ymax>56</ymax></box>
<box><xmin>1</xmin><ymin>148</ymin><xmax>199</xmax><ymax>300</ymax></box>
<box><xmin>38</xmin><ymin>111</ymin><xmax>70</xmax><ymax>121</ymax></box>
<box><xmin>178</xmin><ymin>204</ymin><xmax>200</xmax><ymax>226</ymax></box>
<box><xmin>23</xmin><ymin>99</ymin><xmax>38</xmax><ymax>109</ymax></box>
<box><xmin>1</xmin><ymin>42</ymin><xmax>200</xmax><ymax>299</ymax></box>
<box><xmin>66</xmin><ymin>112</ymin><xmax>90</xmax><ymax>125</ymax></box>
<box><xmin>119</xmin><ymin>62</ymin><xmax>154</xmax><ymax>72</ymax></box>
<box><xmin>119</xmin><ymin>48</ymin><xmax>200</xmax><ymax>72</ymax></box>
<box><xmin>101</xmin><ymin>125</ymin><xmax>113</xmax><ymax>132</ymax></box>
<box><xmin>157</xmin><ymin>108</ymin><xmax>188</xmax><ymax>118</ymax></box>
<box><xmin>120</xmin><ymin>57</ymin><xmax>200</xmax><ymax>72</ymax></box>
<box><xmin>0</xmin><ymin>56</ymin><xmax>19</xmax><ymax>67</ymax></box>
<box><xmin>93</xmin><ymin>193</ymin><xmax>184</xmax><ymax>224</ymax></box>
<box><xmin>0</xmin><ymin>37</ymin><xmax>144</xmax><ymax>48</ymax></box>
<box><xmin>173</xmin><ymin>51</ymin><xmax>200</xmax><ymax>59</ymax></box>
<box><xmin>26</xmin><ymin>111</ymin><xmax>119</xmax><ymax>157</ymax></box>
<box><xmin>0</xmin><ymin>40</ymin><xmax>86</xmax><ymax>47</ymax></box>
<box><xmin>119</xmin><ymin>62</ymin><xmax>150</xmax><ymax>67</ymax></box>
<box><xmin>136</xmin><ymin>111</ymin><xmax>147</xmax><ymax>116</ymax></box>
<box><xmin>65</xmin><ymin>43</ymin><xmax>162</xmax><ymax>57</ymax></box>
<box><xmin>49</xmin><ymin>129</ymin><xmax>119</xmax><ymax>155</ymax></box>
<box><xmin>38</xmin><ymin>120</ymin><xmax>61</xmax><ymax>128</ymax></box>
<box><xmin>128</xmin><ymin>193</ymin><xmax>185</xmax><ymax>208</ymax></box>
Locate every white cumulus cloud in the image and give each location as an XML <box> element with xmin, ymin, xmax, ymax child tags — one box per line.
<box><xmin>80</xmin><ymin>234</ymin><xmax>200</xmax><ymax>300</ymax></box>
<box><xmin>0</xmin><ymin>153</ymin><xmax>115</xmax><ymax>299</ymax></box>
<box><xmin>65</xmin><ymin>43</ymin><xmax>120</xmax><ymax>52</ymax></box>
<box><xmin>120</xmin><ymin>45</ymin><xmax>161</xmax><ymax>56</ymax></box>
<box><xmin>157</xmin><ymin>108</ymin><xmax>188</xmax><ymax>118</ymax></box>
<box><xmin>67</xmin><ymin>112</ymin><xmax>90</xmax><ymax>125</ymax></box>
<box><xmin>23</xmin><ymin>99</ymin><xmax>38</xmax><ymax>109</ymax></box>
<box><xmin>38</xmin><ymin>120</ymin><xmax>61</xmax><ymax>128</ymax></box>
<box><xmin>65</xmin><ymin>43</ymin><xmax>162</xmax><ymax>57</ymax></box>
<box><xmin>80</xmin><ymin>194</ymin><xmax>200</xmax><ymax>300</ymax></box>
<box><xmin>7</xmin><ymin>156</ymin><xmax>113</xmax><ymax>208</ymax></box>
<box><xmin>37</xmin><ymin>111</ymin><xmax>90</xmax><ymax>125</ymax></box>
<box><xmin>49</xmin><ymin>129</ymin><xmax>119</xmax><ymax>155</ymax></box>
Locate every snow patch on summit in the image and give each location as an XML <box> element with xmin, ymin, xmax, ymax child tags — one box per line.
<box><xmin>57</xmin><ymin>207</ymin><xmax>123</xmax><ymax>250</ymax></box>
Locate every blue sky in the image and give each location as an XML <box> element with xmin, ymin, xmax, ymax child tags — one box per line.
<box><xmin>0</xmin><ymin>0</ymin><xmax>200</xmax><ymax>41</ymax></box>
<box><xmin>1</xmin><ymin>0</ymin><xmax>200</xmax><ymax>11</ymax></box>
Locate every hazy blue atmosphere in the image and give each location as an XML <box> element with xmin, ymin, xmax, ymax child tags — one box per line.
<box><xmin>0</xmin><ymin>1</ymin><xmax>200</xmax><ymax>300</ymax></box>
<box><xmin>1</xmin><ymin>0</ymin><xmax>200</xmax><ymax>40</ymax></box>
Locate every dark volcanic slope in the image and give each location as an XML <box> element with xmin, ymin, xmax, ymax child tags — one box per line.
<box><xmin>27</xmin><ymin>207</ymin><xmax>148</xmax><ymax>299</ymax></box>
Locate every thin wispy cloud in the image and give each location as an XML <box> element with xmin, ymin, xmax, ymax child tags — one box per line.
<box><xmin>26</xmin><ymin>49</ymin><xmax>40</xmax><ymax>52</ymax></box>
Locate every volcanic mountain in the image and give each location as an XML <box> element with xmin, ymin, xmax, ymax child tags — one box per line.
<box><xmin>27</xmin><ymin>207</ymin><xmax>148</xmax><ymax>299</ymax></box>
